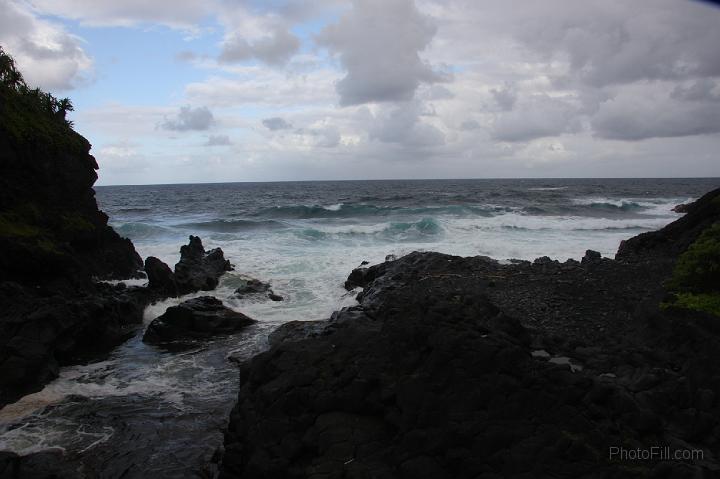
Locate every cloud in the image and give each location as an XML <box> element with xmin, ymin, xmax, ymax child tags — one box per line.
<box><xmin>592</xmin><ymin>85</ymin><xmax>720</xmax><ymax>141</ymax></box>
<box><xmin>492</xmin><ymin>95</ymin><xmax>582</xmax><ymax>142</ymax></box>
<box><xmin>262</xmin><ymin>117</ymin><xmax>293</xmax><ymax>130</ymax></box>
<box><xmin>671</xmin><ymin>79</ymin><xmax>720</xmax><ymax>103</ymax></box>
<box><xmin>460</xmin><ymin>119</ymin><xmax>480</xmax><ymax>131</ymax></box>
<box><xmin>185</xmin><ymin>67</ymin><xmax>340</xmax><ymax>107</ymax></box>
<box><xmin>220</xmin><ymin>27</ymin><xmax>300</xmax><ymax>66</ymax></box>
<box><xmin>0</xmin><ymin>0</ymin><xmax>92</xmax><ymax>91</ymax></box>
<box><xmin>161</xmin><ymin>106</ymin><xmax>214</xmax><ymax>131</ymax></box>
<box><xmin>205</xmin><ymin>134</ymin><xmax>232</xmax><ymax>146</ymax></box>
<box><xmin>318</xmin><ymin>0</ymin><xmax>446</xmax><ymax>106</ymax></box>
<box><xmin>510</xmin><ymin>0</ymin><xmax>720</xmax><ymax>87</ymax></box>
<box><xmin>490</xmin><ymin>82</ymin><xmax>517</xmax><ymax>111</ymax></box>
<box><xmin>368</xmin><ymin>101</ymin><xmax>445</xmax><ymax>147</ymax></box>
<box><xmin>304</xmin><ymin>126</ymin><xmax>341</xmax><ymax>148</ymax></box>
<box><xmin>28</xmin><ymin>0</ymin><xmax>210</xmax><ymax>31</ymax></box>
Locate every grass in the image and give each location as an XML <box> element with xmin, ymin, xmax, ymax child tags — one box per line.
<box><xmin>672</xmin><ymin>293</ymin><xmax>720</xmax><ymax>317</ymax></box>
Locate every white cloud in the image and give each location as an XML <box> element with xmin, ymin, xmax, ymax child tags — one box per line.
<box><xmin>205</xmin><ymin>134</ymin><xmax>231</xmax><ymax>146</ymax></box>
<box><xmin>29</xmin><ymin>0</ymin><xmax>212</xmax><ymax>31</ymax></box>
<box><xmin>0</xmin><ymin>0</ymin><xmax>92</xmax><ymax>91</ymax></box>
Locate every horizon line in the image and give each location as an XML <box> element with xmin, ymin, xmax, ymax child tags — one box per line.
<box><xmin>95</xmin><ymin>176</ymin><xmax>720</xmax><ymax>188</ymax></box>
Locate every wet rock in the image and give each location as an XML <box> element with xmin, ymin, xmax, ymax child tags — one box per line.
<box><xmin>220</xmin><ymin>196</ymin><xmax>720</xmax><ymax>478</ymax></box>
<box><xmin>0</xmin><ymin>281</ymin><xmax>146</xmax><ymax>406</ymax></box>
<box><xmin>672</xmin><ymin>203</ymin><xmax>690</xmax><ymax>213</ymax></box>
<box><xmin>145</xmin><ymin>256</ymin><xmax>176</xmax><ymax>295</ymax></box>
<box><xmin>234</xmin><ymin>277</ymin><xmax>283</xmax><ymax>302</ymax></box>
<box><xmin>174</xmin><ymin>236</ymin><xmax>233</xmax><ymax>295</ymax></box>
<box><xmin>267</xmin><ymin>292</ymin><xmax>283</xmax><ymax>302</ymax></box>
<box><xmin>234</xmin><ymin>278</ymin><xmax>271</xmax><ymax>296</ymax></box>
<box><xmin>143</xmin><ymin>296</ymin><xmax>255</xmax><ymax>345</ymax></box>
<box><xmin>581</xmin><ymin>249</ymin><xmax>602</xmax><ymax>265</ymax></box>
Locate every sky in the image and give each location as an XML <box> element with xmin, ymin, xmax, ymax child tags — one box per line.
<box><xmin>1</xmin><ymin>0</ymin><xmax>720</xmax><ymax>185</ymax></box>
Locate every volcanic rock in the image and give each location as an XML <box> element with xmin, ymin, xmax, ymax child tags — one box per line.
<box><xmin>143</xmin><ymin>296</ymin><xmax>255</xmax><ymax>345</ymax></box>
<box><xmin>174</xmin><ymin>236</ymin><xmax>232</xmax><ymax>295</ymax></box>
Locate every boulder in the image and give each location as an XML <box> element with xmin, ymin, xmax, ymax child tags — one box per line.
<box><xmin>234</xmin><ymin>278</ymin><xmax>271</xmax><ymax>296</ymax></box>
<box><xmin>174</xmin><ymin>236</ymin><xmax>232</xmax><ymax>295</ymax></box>
<box><xmin>672</xmin><ymin>203</ymin><xmax>690</xmax><ymax>213</ymax></box>
<box><xmin>143</xmin><ymin>296</ymin><xmax>255</xmax><ymax>344</ymax></box>
<box><xmin>144</xmin><ymin>256</ymin><xmax>176</xmax><ymax>295</ymax></box>
<box><xmin>234</xmin><ymin>277</ymin><xmax>284</xmax><ymax>302</ymax></box>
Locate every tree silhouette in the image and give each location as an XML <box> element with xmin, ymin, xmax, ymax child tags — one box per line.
<box><xmin>0</xmin><ymin>44</ymin><xmax>75</xmax><ymax>128</ymax></box>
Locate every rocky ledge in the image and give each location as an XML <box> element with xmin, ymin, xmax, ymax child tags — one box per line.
<box><xmin>143</xmin><ymin>296</ymin><xmax>256</xmax><ymax>346</ymax></box>
<box><xmin>220</xmin><ymin>188</ymin><xmax>720</xmax><ymax>478</ymax></box>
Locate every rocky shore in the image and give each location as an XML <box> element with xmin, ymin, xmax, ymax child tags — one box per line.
<box><xmin>0</xmin><ymin>61</ymin><xmax>237</xmax><ymax>409</ymax></box>
<box><xmin>220</xmin><ymin>188</ymin><xmax>720</xmax><ymax>478</ymax></box>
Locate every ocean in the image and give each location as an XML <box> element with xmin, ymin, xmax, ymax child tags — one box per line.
<box><xmin>0</xmin><ymin>177</ymin><xmax>717</xmax><ymax>473</ymax></box>
<box><xmin>99</xmin><ymin>177</ymin><xmax>716</xmax><ymax>323</ymax></box>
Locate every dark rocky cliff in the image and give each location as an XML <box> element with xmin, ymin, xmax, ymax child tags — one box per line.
<box><xmin>220</xmin><ymin>189</ymin><xmax>720</xmax><ymax>478</ymax></box>
<box><xmin>0</xmin><ymin>49</ymin><xmax>145</xmax><ymax>406</ymax></box>
<box><xmin>0</xmin><ymin>77</ymin><xmax>142</xmax><ymax>285</ymax></box>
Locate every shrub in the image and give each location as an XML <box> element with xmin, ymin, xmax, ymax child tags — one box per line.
<box><xmin>669</xmin><ymin>223</ymin><xmax>720</xmax><ymax>293</ymax></box>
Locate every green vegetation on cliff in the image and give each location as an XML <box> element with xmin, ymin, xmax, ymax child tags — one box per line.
<box><xmin>665</xmin><ymin>223</ymin><xmax>720</xmax><ymax>316</ymax></box>
<box><xmin>0</xmin><ymin>46</ymin><xmax>85</xmax><ymax>152</ymax></box>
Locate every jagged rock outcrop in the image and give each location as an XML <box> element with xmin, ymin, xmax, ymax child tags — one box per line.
<box><xmin>143</xmin><ymin>296</ymin><xmax>255</xmax><ymax>345</ymax></box>
<box><xmin>174</xmin><ymin>235</ymin><xmax>232</xmax><ymax>295</ymax></box>
<box><xmin>144</xmin><ymin>256</ymin><xmax>177</xmax><ymax>296</ymax></box>
<box><xmin>220</xmin><ymin>191</ymin><xmax>720</xmax><ymax>478</ymax></box>
<box><xmin>144</xmin><ymin>236</ymin><xmax>233</xmax><ymax>297</ymax></box>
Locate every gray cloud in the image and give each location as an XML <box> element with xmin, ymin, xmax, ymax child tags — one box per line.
<box><xmin>512</xmin><ymin>0</ymin><xmax>720</xmax><ymax>87</ymax></box>
<box><xmin>205</xmin><ymin>134</ymin><xmax>232</xmax><ymax>146</ymax></box>
<box><xmin>175</xmin><ymin>50</ymin><xmax>197</xmax><ymax>63</ymax></box>
<box><xmin>308</xmin><ymin>127</ymin><xmax>341</xmax><ymax>148</ymax></box>
<box><xmin>161</xmin><ymin>106</ymin><xmax>214</xmax><ymax>131</ymax></box>
<box><xmin>493</xmin><ymin>95</ymin><xmax>582</xmax><ymax>142</ymax></box>
<box><xmin>368</xmin><ymin>101</ymin><xmax>445</xmax><ymax>147</ymax></box>
<box><xmin>671</xmin><ymin>79</ymin><xmax>720</xmax><ymax>103</ymax></box>
<box><xmin>262</xmin><ymin>117</ymin><xmax>293</xmax><ymax>130</ymax></box>
<box><xmin>318</xmin><ymin>0</ymin><xmax>446</xmax><ymax>106</ymax></box>
<box><xmin>592</xmin><ymin>90</ymin><xmax>720</xmax><ymax>141</ymax></box>
<box><xmin>460</xmin><ymin>119</ymin><xmax>480</xmax><ymax>131</ymax></box>
<box><xmin>490</xmin><ymin>83</ymin><xmax>517</xmax><ymax>111</ymax></box>
<box><xmin>423</xmin><ymin>85</ymin><xmax>454</xmax><ymax>101</ymax></box>
<box><xmin>220</xmin><ymin>27</ymin><xmax>300</xmax><ymax>66</ymax></box>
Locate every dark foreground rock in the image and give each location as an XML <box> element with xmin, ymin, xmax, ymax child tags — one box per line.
<box><xmin>0</xmin><ymin>63</ymin><xmax>150</xmax><ymax>407</ymax></box>
<box><xmin>220</xmin><ymin>189</ymin><xmax>720</xmax><ymax>478</ymax></box>
<box><xmin>0</xmin><ymin>281</ymin><xmax>148</xmax><ymax>407</ymax></box>
<box><xmin>145</xmin><ymin>236</ymin><xmax>233</xmax><ymax>297</ymax></box>
<box><xmin>145</xmin><ymin>255</ymin><xmax>177</xmax><ymax>296</ymax></box>
<box><xmin>143</xmin><ymin>296</ymin><xmax>256</xmax><ymax>345</ymax></box>
<box><xmin>174</xmin><ymin>236</ymin><xmax>233</xmax><ymax>295</ymax></box>
<box><xmin>616</xmin><ymin>187</ymin><xmax>720</xmax><ymax>263</ymax></box>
